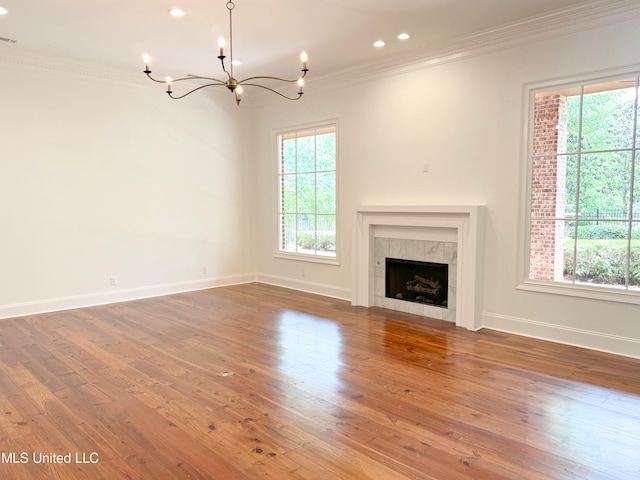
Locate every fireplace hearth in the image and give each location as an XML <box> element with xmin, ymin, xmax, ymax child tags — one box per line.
<box><xmin>386</xmin><ymin>258</ymin><xmax>448</xmax><ymax>307</ymax></box>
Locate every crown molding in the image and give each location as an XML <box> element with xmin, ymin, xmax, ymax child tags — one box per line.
<box><xmin>307</xmin><ymin>0</ymin><xmax>640</xmax><ymax>94</ymax></box>
<box><xmin>3</xmin><ymin>0</ymin><xmax>640</xmax><ymax>107</ymax></box>
<box><xmin>0</xmin><ymin>44</ymin><xmax>145</xmax><ymax>86</ymax></box>
<box><xmin>0</xmin><ymin>45</ymin><xmax>234</xmax><ymax>104</ymax></box>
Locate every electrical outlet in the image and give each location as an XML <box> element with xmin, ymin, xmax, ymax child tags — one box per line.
<box><xmin>109</xmin><ymin>276</ymin><xmax>116</xmax><ymax>286</ymax></box>
<box><xmin>301</xmin><ymin>268</ymin><xmax>306</xmax><ymax>278</ymax></box>
<box><xmin>422</xmin><ymin>162</ymin><xmax>430</xmax><ymax>173</ymax></box>
<box><xmin>202</xmin><ymin>266</ymin><xmax>207</xmax><ymax>275</ymax></box>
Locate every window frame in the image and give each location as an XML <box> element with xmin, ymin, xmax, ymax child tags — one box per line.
<box><xmin>519</xmin><ymin>66</ymin><xmax>640</xmax><ymax>305</ymax></box>
<box><xmin>274</xmin><ymin>120</ymin><xmax>340</xmax><ymax>265</ymax></box>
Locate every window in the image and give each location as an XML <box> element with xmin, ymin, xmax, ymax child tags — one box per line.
<box><xmin>526</xmin><ymin>74</ymin><xmax>640</xmax><ymax>300</ymax></box>
<box><xmin>277</xmin><ymin>123</ymin><xmax>337</xmax><ymax>260</ymax></box>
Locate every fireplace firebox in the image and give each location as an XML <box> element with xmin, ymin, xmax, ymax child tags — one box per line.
<box><xmin>385</xmin><ymin>258</ymin><xmax>448</xmax><ymax>307</ymax></box>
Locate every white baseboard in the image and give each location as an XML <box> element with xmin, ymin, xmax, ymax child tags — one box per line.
<box><xmin>0</xmin><ymin>274</ymin><xmax>257</xmax><ymax>320</ymax></box>
<box><xmin>255</xmin><ymin>274</ymin><xmax>352</xmax><ymax>301</ymax></box>
<box><xmin>482</xmin><ymin>312</ymin><xmax>640</xmax><ymax>360</ymax></box>
<box><xmin>6</xmin><ymin>279</ymin><xmax>636</xmax><ymax>360</ymax></box>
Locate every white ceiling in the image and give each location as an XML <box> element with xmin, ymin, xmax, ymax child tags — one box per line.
<box><xmin>0</xmin><ymin>0</ymin><xmax>597</xmax><ymax>82</ymax></box>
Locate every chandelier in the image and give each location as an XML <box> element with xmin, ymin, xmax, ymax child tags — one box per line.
<box><xmin>143</xmin><ymin>0</ymin><xmax>308</xmax><ymax>105</ymax></box>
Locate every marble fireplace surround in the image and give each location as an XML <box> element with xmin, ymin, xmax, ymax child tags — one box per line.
<box><xmin>353</xmin><ymin>206</ymin><xmax>485</xmax><ymax>331</ymax></box>
<box><xmin>375</xmin><ymin>238</ymin><xmax>458</xmax><ymax>322</ymax></box>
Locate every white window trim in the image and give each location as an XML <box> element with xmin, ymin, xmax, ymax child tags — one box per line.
<box><xmin>273</xmin><ymin>251</ymin><xmax>340</xmax><ymax>265</ymax></box>
<box><xmin>273</xmin><ymin>118</ymin><xmax>340</xmax><ymax>266</ymax></box>
<box><xmin>518</xmin><ymin>64</ymin><xmax>640</xmax><ymax>306</ymax></box>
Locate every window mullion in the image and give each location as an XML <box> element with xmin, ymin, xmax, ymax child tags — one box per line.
<box><xmin>625</xmin><ymin>77</ymin><xmax>640</xmax><ymax>289</ymax></box>
<box><xmin>314</xmin><ymin>129</ymin><xmax>318</xmax><ymax>251</ymax></box>
<box><xmin>295</xmin><ymin>133</ymin><xmax>299</xmax><ymax>254</ymax></box>
<box><xmin>571</xmin><ymin>87</ymin><xmax>585</xmax><ymax>285</ymax></box>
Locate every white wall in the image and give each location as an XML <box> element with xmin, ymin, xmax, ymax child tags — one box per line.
<box><xmin>2</xmin><ymin>8</ymin><xmax>638</xmax><ymax>358</ymax></box>
<box><xmin>251</xmin><ymin>15</ymin><xmax>640</xmax><ymax>357</ymax></box>
<box><xmin>0</xmin><ymin>59</ymin><xmax>254</xmax><ymax>317</ymax></box>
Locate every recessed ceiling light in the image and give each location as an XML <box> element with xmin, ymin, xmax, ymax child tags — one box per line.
<box><xmin>373</xmin><ymin>40</ymin><xmax>385</xmax><ymax>48</ymax></box>
<box><xmin>397</xmin><ymin>33</ymin><xmax>410</xmax><ymax>40</ymax></box>
<box><xmin>169</xmin><ymin>8</ymin><xmax>185</xmax><ymax>17</ymax></box>
<box><xmin>0</xmin><ymin>7</ymin><xmax>8</xmax><ymax>15</ymax></box>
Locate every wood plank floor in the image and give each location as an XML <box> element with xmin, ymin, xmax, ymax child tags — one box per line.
<box><xmin>0</xmin><ymin>283</ymin><xmax>639</xmax><ymax>479</ymax></box>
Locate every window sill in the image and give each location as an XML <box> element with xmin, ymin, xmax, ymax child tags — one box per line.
<box><xmin>517</xmin><ymin>280</ymin><xmax>640</xmax><ymax>305</ymax></box>
<box><xmin>274</xmin><ymin>251</ymin><xmax>340</xmax><ymax>266</ymax></box>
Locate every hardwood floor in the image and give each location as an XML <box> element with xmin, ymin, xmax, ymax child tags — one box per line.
<box><xmin>0</xmin><ymin>283</ymin><xmax>639</xmax><ymax>479</ymax></box>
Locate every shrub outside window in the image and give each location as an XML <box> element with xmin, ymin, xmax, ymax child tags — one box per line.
<box><xmin>527</xmin><ymin>75</ymin><xmax>639</xmax><ymax>297</ymax></box>
<box><xmin>277</xmin><ymin>124</ymin><xmax>337</xmax><ymax>260</ymax></box>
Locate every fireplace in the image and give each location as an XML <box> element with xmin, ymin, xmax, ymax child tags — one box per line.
<box><xmin>373</xmin><ymin>237</ymin><xmax>457</xmax><ymax>321</ymax></box>
<box><xmin>386</xmin><ymin>258</ymin><xmax>448</xmax><ymax>307</ymax></box>
<box><xmin>354</xmin><ymin>205</ymin><xmax>485</xmax><ymax>330</ymax></box>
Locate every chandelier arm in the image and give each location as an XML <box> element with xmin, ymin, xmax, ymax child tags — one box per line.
<box><xmin>167</xmin><ymin>83</ymin><xmax>228</xmax><ymax>100</ymax></box>
<box><xmin>144</xmin><ymin>71</ymin><xmax>169</xmax><ymax>84</ymax></box>
<box><xmin>182</xmin><ymin>75</ymin><xmax>228</xmax><ymax>83</ymax></box>
<box><xmin>218</xmin><ymin>57</ymin><xmax>232</xmax><ymax>80</ymax></box>
<box><xmin>145</xmin><ymin>71</ymin><xmax>228</xmax><ymax>85</ymax></box>
<box><xmin>240</xmin><ymin>83</ymin><xmax>303</xmax><ymax>101</ymax></box>
<box><xmin>239</xmin><ymin>70</ymin><xmax>308</xmax><ymax>84</ymax></box>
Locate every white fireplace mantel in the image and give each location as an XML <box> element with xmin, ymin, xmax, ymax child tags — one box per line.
<box><xmin>353</xmin><ymin>205</ymin><xmax>485</xmax><ymax>331</ymax></box>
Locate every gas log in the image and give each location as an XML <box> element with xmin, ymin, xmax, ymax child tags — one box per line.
<box><xmin>406</xmin><ymin>275</ymin><xmax>442</xmax><ymax>297</ymax></box>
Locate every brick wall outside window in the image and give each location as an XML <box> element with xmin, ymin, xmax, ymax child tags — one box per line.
<box><xmin>530</xmin><ymin>95</ymin><xmax>567</xmax><ymax>281</ymax></box>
